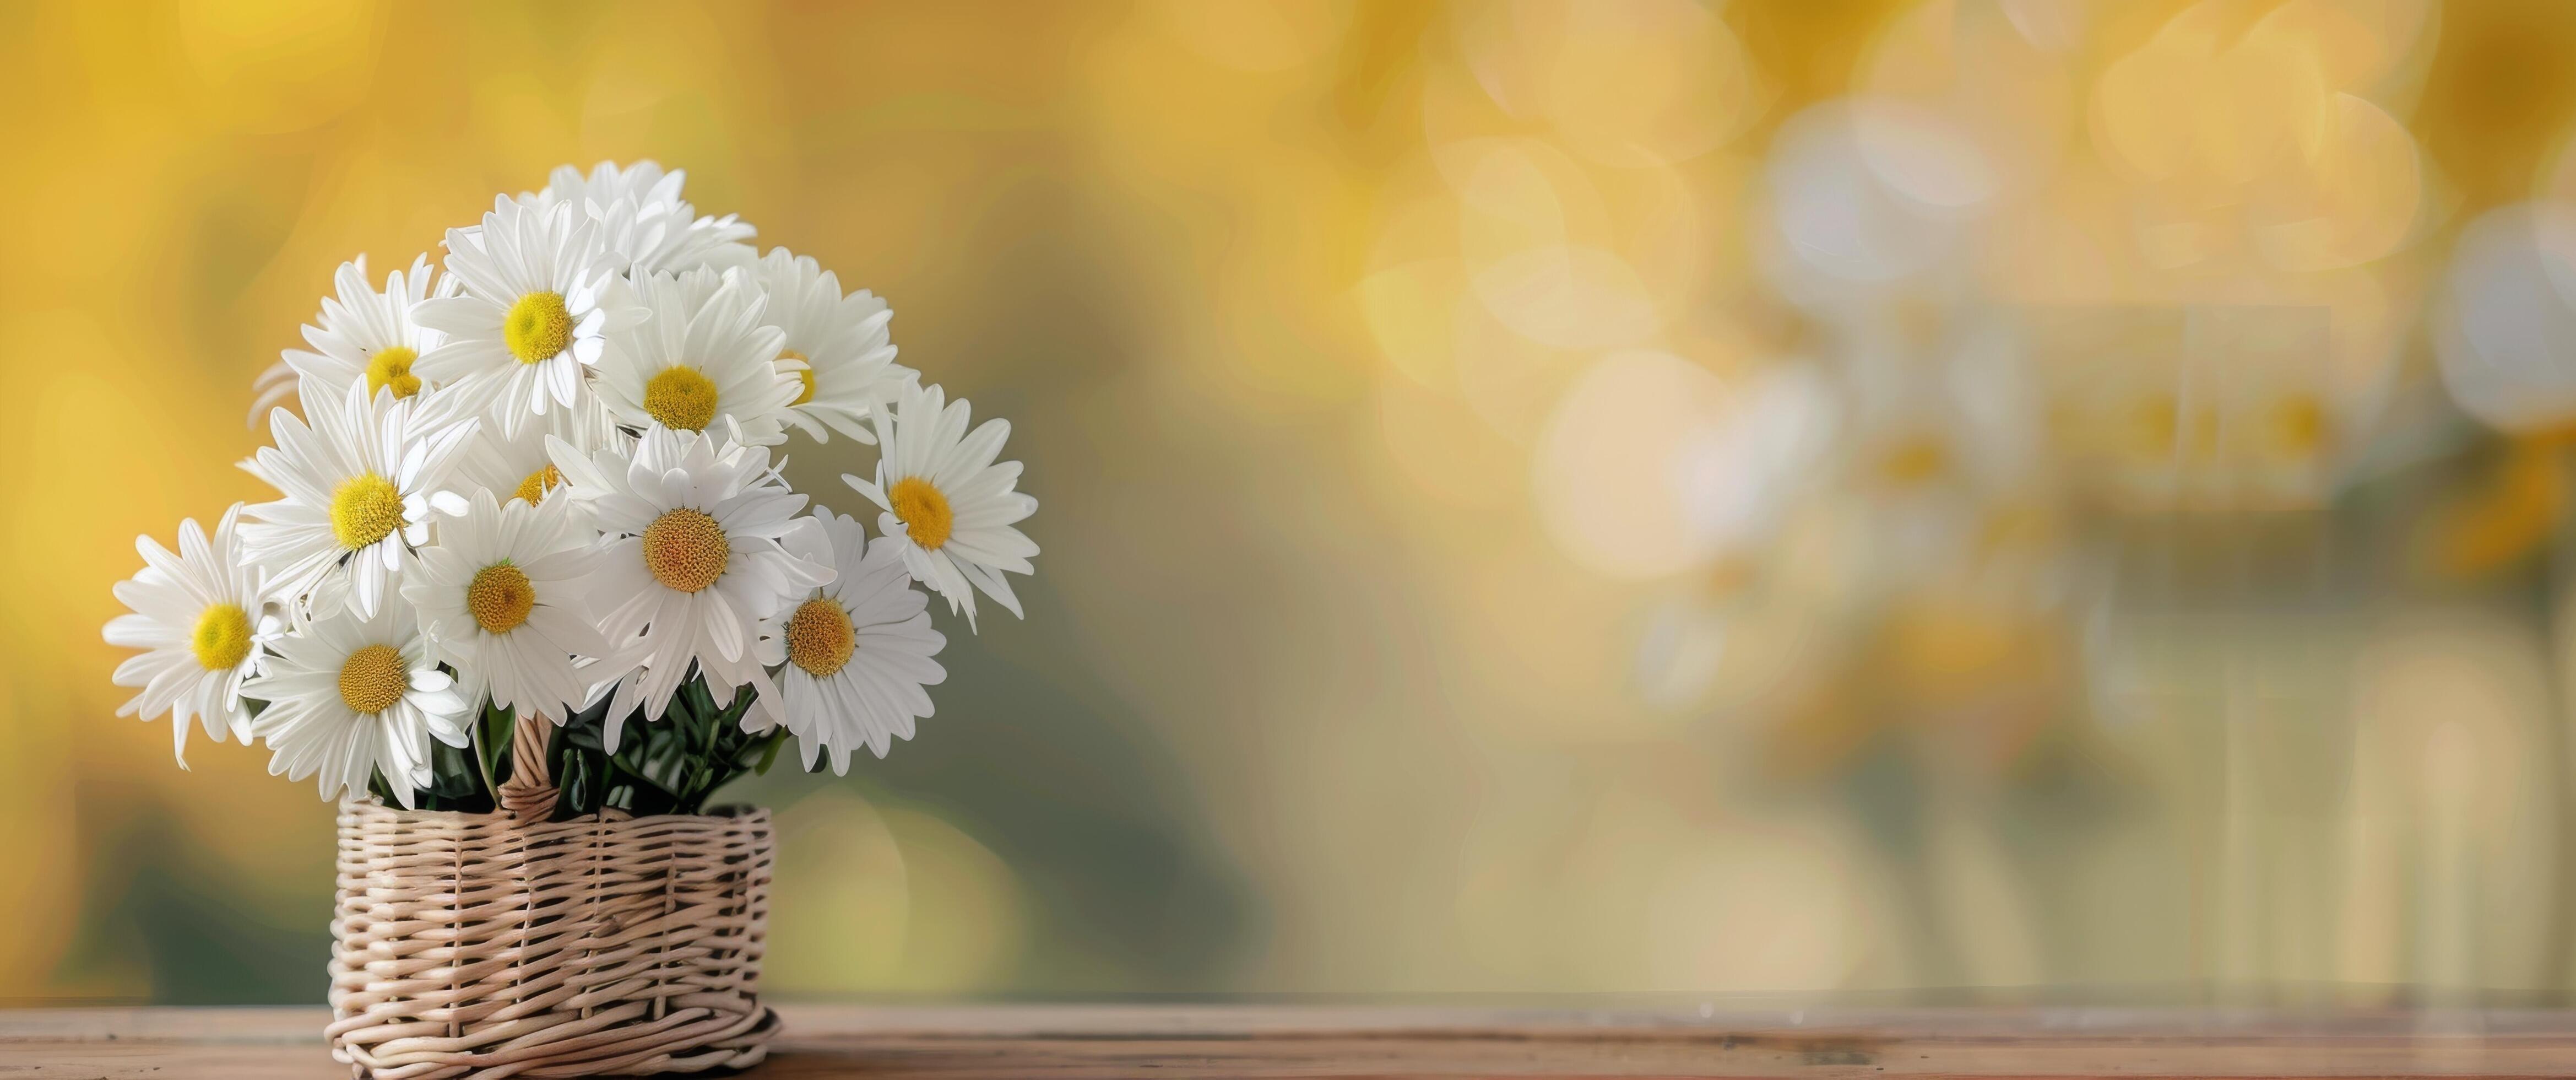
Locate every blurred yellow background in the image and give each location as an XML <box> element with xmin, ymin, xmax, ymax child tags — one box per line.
<box><xmin>15</xmin><ymin>0</ymin><xmax>2576</xmax><ymax>1003</ymax></box>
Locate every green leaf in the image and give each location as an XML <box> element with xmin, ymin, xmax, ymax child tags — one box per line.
<box><xmin>562</xmin><ymin>722</ymin><xmax>606</xmax><ymax>753</ymax></box>
<box><xmin>605</xmin><ymin>747</ymin><xmax>681</xmax><ymax>800</ymax></box>
<box><xmin>555</xmin><ymin>754</ymin><xmax>593</xmax><ymax>820</ymax></box>
<box><xmin>480</xmin><ymin>702</ymin><xmax>517</xmax><ymax>785</ymax></box>
<box><xmin>366</xmin><ymin>766</ymin><xmax>399</xmax><ymax>807</ymax></box>
<box><xmin>752</xmin><ymin>728</ymin><xmax>789</xmax><ymax>775</ymax></box>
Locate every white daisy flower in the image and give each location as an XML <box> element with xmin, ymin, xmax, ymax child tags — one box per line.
<box><xmin>752</xmin><ymin>247</ymin><xmax>915</xmax><ymax>443</ymax></box>
<box><xmin>245</xmin><ymin>597</ymin><xmax>468</xmax><ymax>808</ymax></box>
<box><xmin>533</xmin><ymin>160</ymin><xmax>757</xmax><ymax>276</ymax></box>
<box><xmin>103</xmin><ymin>504</ymin><xmax>282</xmax><ymax>764</ymax></box>
<box><xmin>595</xmin><ymin>268</ymin><xmax>801</xmax><ymax>446</ymax></box>
<box><xmin>538</xmin><ymin>159</ymin><xmax>688</xmax><ymax>213</ymax></box>
<box><xmin>401</xmin><ymin>488</ymin><xmax>615</xmax><ymax>719</ymax></box>
<box><xmin>843</xmin><ymin>381</ymin><xmax>1038</xmax><ymax>629</ymax></box>
<box><xmin>249</xmin><ymin>254</ymin><xmax>457</xmax><ymax>423</ymax></box>
<box><xmin>592</xmin><ymin>191</ymin><xmax>760</xmax><ymax>278</ymax></box>
<box><xmin>414</xmin><ymin>196</ymin><xmax>639</xmax><ymax>437</ymax></box>
<box><xmin>452</xmin><ymin>389</ymin><xmax>626</xmax><ymax>508</ymax></box>
<box><xmin>755</xmin><ymin>509</ymin><xmax>945</xmax><ymax>773</ymax></box>
<box><xmin>242</xmin><ymin>381</ymin><xmax>478</xmax><ymax>620</ymax></box>
<box><xmin>547</xmin><ymin>423</ymin><xmax>836</xmax><ymax>743</ymax></box>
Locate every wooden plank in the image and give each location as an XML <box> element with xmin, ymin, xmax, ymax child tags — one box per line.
<box><xmin>8</xmin><ymin>1005</ymin><xmax>2576</xmax><ymax>1077</ymax></box>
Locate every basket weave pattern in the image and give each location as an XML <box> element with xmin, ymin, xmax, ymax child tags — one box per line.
<box><xmin>327</xmin><ymin>715</ymin><xmax>778</xmax><ymax>1078</ymax></box>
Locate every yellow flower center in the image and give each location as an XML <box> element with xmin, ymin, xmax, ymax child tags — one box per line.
<box><xmin>644</xmin><ymin>366</ymin><xmax>719</xmax><ymax>431</ymax></box>
<box><xmin>338</xmin><ymin>643</ymin><xmax>409</xmax><ymax>715</ymax></box>
<box><xmin>781</xmin><ymin>349</ymin><xmax>816</xmax><ymax>406</ymax></box>
<box><xmin>330</xmin><ymin>473</ymin><xmax>405</xmax><ymax>550</ymax></box>
<box><xmin>1877</xmin><ymin>437</ymin><xmax>1950</xmax><ymax>487</ymax></box>
<box><xmin>890</xmin><ymin>476</ymin><xmax>953</xmax><ymax>550</ymax></box>
<box><xmin>2271</xmin><ymin>395</ymin><xmax>2329</xmax><ymax>459</ymax></box>
<box><xmin>365</xmin><ymin>345</ymin><xmax>422</xmax><ymax>399</ymax></box>
<box><xmin>467</xmin><ymin>563</ymin><xmax>535</xmax><ymax>634</ymax></box>
<box><xmin>785</xmin><ymin>597</ymin><xmax>856</xmax><ymax>676</ymax></box>
<box><xmin>513</xmin><ymin>464</ymin><xmax>562</xmax><ymax>505</ymax></box>
<box><xmin>191</xmin><ymin>603</ymin><xmax>253</xmax><ymax>671</ymax></box>
<box><xmin>505</xmin><ymin>291</ymin><xmax>574</xmax><ymax>364</ymax></box>
<box><xmin>642</xmin><ymin>508</ymin><xmax>730</xmax><ymax>592</ymax></box>
<box><xmin>2131</xmin><ymin>394</ymin><xmax>2179</xmax><ymax>457</ymax></box>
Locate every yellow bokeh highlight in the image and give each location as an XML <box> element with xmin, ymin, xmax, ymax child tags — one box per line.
<box><xmin>766</xmin><ymin>791</ymin><xmax>1029</xmax><ymax>995</ymax></box>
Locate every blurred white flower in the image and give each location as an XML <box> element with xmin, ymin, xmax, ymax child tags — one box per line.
<box><xmin>1760</xmin><ymin>99</ymin><xmax>1993</xmax><ymax>336</ymax></box>
<box><xmin>2436</xmin><ymin>203</ymin><xmax>2576</xmax><ymax>435</ymax></box>
<box><xmin>1838</xmin><ymin>325</ymin><xmax>2043</xmax><ymax>572</ymax></box>
<box><xmin>1675</xmin><ymin>362</ymin><xmax>1840</xmax><ymax>558</ymax></box>
<box><xmin>2047</xmin><ymin>307</ymin><xmax>2344</xmax><ymax>512</ymax></box>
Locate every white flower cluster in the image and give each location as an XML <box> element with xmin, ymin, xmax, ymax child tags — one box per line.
<box><xmin>106</xmin><ymin>161</ymin><xmax>1038</xmax><ymax>803</ymax></box>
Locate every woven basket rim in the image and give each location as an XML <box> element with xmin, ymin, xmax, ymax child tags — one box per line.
<box><xmin>338</xmin><ymin>796</ymin><xmax>769</xmax><ymax>825</ymax></box>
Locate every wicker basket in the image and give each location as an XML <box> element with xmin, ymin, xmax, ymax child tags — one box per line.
<box><xmin>326</xmin><ymin>714</ymin><xmax>779</xmax><ymax>1078</ymax></box>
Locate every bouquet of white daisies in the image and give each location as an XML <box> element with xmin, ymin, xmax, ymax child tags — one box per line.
<box><xmin>102</xmin><ymin>161</ymin><xmax>1038</xmax><ymax>818</ymax></box>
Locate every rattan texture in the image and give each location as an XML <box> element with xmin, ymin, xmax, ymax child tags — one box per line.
<box><xmin>326</xmin><ymin>714</ymin><xmax>777</xmax><ymax>1078</ymax></box>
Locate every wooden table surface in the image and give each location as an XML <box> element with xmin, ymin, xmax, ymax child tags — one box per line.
<box><xmin>10</xmin><ymin>1003</ymin><xmax>2576</xmax><ymax>1077</ymax></box>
